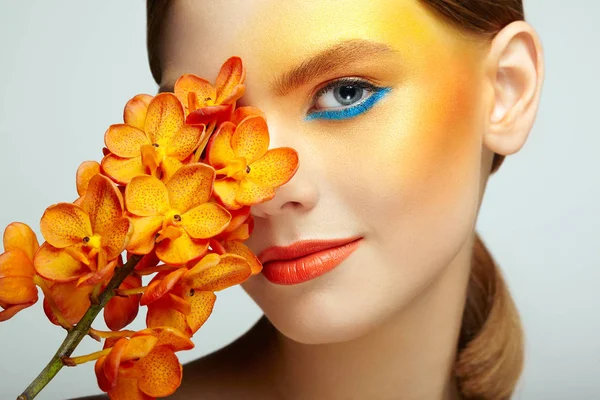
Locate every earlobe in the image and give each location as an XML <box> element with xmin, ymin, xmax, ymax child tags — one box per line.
<box><xmin>483</xmin><ymin>21</ymin><xmax>545</xmax><ymax>157</ymax></box>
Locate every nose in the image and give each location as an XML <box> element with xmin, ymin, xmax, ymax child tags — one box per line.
<box><xmin>250</xmin><ymin>162</ymin><xmax>319</xmax><ymax>218</ymax></box>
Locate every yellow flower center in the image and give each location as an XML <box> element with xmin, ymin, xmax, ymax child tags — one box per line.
<box><xmin>83</xmin><ymin>234</ymin><xmax>102</xmax><ymax>249</ymax></box>
<box><xmin>217</xmin><ymin>157</ymin><xmax>250</xmax><ymax>181</ymax></box>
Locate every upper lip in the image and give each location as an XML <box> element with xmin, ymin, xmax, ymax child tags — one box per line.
<box><xmin>258</xmin><ymin>237</ymin><xmax>362</xmax><ymax>264</ymax></box>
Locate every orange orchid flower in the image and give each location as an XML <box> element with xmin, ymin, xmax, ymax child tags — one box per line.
<box><xmin>125</xmin><ymin>163</ymin><xmax>232</xmax><ymax>265</ymax></box>
<box><xmin>101</xmin><ymin>93</ymin><xmax>207</xmax><ymax>184</ymax></box>
<box><xmin>95</xmin><ymin>327</ymin><xmax>193</xmax><ymax>399</ymax></box>
<box><xmin>35</xmin><ymin>175</ymin><xmax>131</xmax><ymax>283</ymax></box>
<box><xmin>0</xmin><ymin>222</ymin><xmax>39</xmax><ymax>321</ymax></box>
<box><xmin>174</xmin><ymin>56</ymin><xmax>246</xmax><ymax>126</ymax></box>
<box><xmin>143</xmin><ymin>251</ymin><xmax>253</xmax><ymax>336</ymax></box>
<box><xmin>205</xmin><ymin>115</ymin><xmax>299</xmax><ymax>210</ymax></box>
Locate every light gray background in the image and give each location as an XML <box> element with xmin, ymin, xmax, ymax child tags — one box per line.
<box><xmin>0</xmin><ymin>1</ymin><xmax>598</xmax><ymax>399</ymax></box>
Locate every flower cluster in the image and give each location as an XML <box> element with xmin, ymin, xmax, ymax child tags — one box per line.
<box><xmin>0</xmin><ymin>57</ymin><xmax>299</xmax><ymax>399</ymax></box>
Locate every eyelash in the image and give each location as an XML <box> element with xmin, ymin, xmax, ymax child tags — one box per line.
<box><xmin>305</xmin><ymin>77</ymin><xmax>391</xmax><ymax>121</ymax></box>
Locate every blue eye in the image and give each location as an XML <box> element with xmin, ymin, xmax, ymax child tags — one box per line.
<box><xmin>305</xmin><ymin>78</ymin><xmax>391</xmax><ymax>121</ymax></box>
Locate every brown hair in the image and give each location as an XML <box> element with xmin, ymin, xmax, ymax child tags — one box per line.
<box><xmin>145</xmin><ymin>1</ymin><xmax>524</xmax><ymax>399</ymax></box>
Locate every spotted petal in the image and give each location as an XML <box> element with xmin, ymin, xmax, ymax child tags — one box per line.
<box><xmin>125</xmin><ymin>175</ymin><xmax>170</xmax><ymax>217</ymax></box>
<box><xmin>182</xmin><ymin>290</ymin><xmax>216</xmax><ymax>334</ymax></box>
<box><xmin>247</xmin><ymin>147</ymin><xmax>299</xmax><ymax>187</ymax></box>
<box><xmin>165</xmin><ymin>124</ymin><xmax>205</xmax><ymax>161</ymax></box>
<box><xmin>105</xmin><ymin>124</ymin><xmax>151</xmax><ymax>158</ymax></box>
<box><xmin>101</xmin><ymin>154</ymin><xmax>147</xmax><ymax>185</ymax></box>
<box><xmin>40</xmin><ymin>203</ymin><xmax>92</xmax><ymax>248</ymax></box>
<box><xmin>180</xmin><ymin>202</ymin><xmax>231</xmax><ymax>239</ymax></box>
<box><xmin>236</xmin><ymin>179</ymin><xmax>276</xmax><ymax>205</ymax></box>
<box><xmin>101</xmin><ymin>217</ymin><xmax>132</xmax><ymax>260</ymax></box>
<box><xmin>183</xmin><ymin>253</ymin><xmax>251</xmax><ymax>291</ymax></box>
<box><xmin>230</xmin><ymin>116</ymin><xmax>270</xmax><ymax>165</ymax></box>
<box><xmin>215</xmin><ymin>56</ymin><xmax>245</xmax><ymax>104</ymax></box>
<box><xmin>166</xmin><ymin>163</ymin><xmax>215</xmax><ymax>213</ymax></box>
<box><xmin>144</xmin><ymin>93</ymin><xmax>185</xmax><ymax>147</ymax></box>
<box><xmin>83</xmin><ymin>175</ymin><xmax>125</xmax><ymax>235</ymax></box>
<box><xmin>137</xmin><ymin>346</ymin><xmax>183</xmax><ymax>398</ymax></box>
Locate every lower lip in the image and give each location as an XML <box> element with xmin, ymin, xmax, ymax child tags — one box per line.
<box><xmin>261</xmin><ymin>238</ymin><xmax>363</xmax><ymax>285</ymax></box>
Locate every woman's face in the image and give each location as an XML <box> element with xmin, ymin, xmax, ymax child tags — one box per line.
<box><xmin>160</xmin><ymin>0</ymin><xmax>492</xmax><ymax>344</ymax></box>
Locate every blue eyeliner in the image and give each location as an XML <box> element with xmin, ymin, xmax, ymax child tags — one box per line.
<box><xmin>305</xmin><ymin>86</ymin><xmax>391</xmax><ymax>121</ymax></box>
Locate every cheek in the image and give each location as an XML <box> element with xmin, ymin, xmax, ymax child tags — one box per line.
<box><xmin>334</xmin><ymin>64</ymin><xmax>484</xmax><ymax>251</ymax></box>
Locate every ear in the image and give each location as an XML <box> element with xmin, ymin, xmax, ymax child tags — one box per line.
<box><xmin>483</xmin><ymin>21</ymin><xmax>545</xmax><ymax>156</ymax></box>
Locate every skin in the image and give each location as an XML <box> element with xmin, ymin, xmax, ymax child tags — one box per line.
<box><xmin>80</xmin><ymin>0</ymin><xmax>544</xmax><ymax>399</ymax></box>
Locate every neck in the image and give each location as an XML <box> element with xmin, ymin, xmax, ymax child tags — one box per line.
<box><xmin>263</xmin><ymin>233</ymin><xmax>474</xmax><ymax>400</ymax></box>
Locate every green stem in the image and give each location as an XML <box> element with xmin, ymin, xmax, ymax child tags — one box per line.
<box><xmin>17</xmin><ymin>254</ymin><xmax>143</xmax><ymax>400</ymax></box>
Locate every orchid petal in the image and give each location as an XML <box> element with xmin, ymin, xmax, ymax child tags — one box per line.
<box><xmin>83</xmin><ymin>175</ymin><xmax>125</xmax><ymax>235</ymax></box>
<box><xmin>212</xmin><ymin>179</ymin><xmax>243</xmax><ymax>210</ymax></box>
<box><xmin>236</xmin><ymin>179</ymin><xmax>276</xmax><ymax>205</ymax></box>
<box><xmin>140</xmin><ymin>268</ymin><xmax>187</xmax><ymax>305</ymax></box>
<box><xmin>104</xmin><ymin>274</ymin><xmax>141</xmax><ymax>331</ymax></box>
<box><xmin>126</xmin><ymin>216</ymin><xmax>163</xmax><ymax>255</ymax></box>
<box><xmin>165</xmin><ymin>124</ymin><xmax>204</xmax><ymax>161</ymax></box>
<box><xmin>105</xmin><ymin>124</ymin><xmax>151</xmax><ymax>158</ymax></box>
<box><xmin>231</xmin><ymin>115</ymin><xmax>269</xmax><ymax>164</ymax></box>
<box><xmin>215</xmin><ymin>56</ymin><xmax>245</xmax><ymax>104</ymax></box>
<box><xmin>101</xmin><ymin>217</ymin><xmax>131</xmax><ymax>260</ymax></box>
<box><xmin>125</xmin><ymin>175</ymin><xmax>169</xmax><ymax>217</ymax></box>
<box><xmin>33</xmin><ymin>243</ymin><xmax>88</xmax><ymax>282</ymax></box>
<box><xmin>185</xmin><ymin>104</ymin><xmax>233</xmax><ymax>126</ymax></box>
<box><xmin>137</xmin><ymin>346</ymin><xmax>183</xmax><ymax>397</ymax></box>
<box><xmin>222</xmin><ymin>240</ymin><xmax>263</xmax><ymax>275</ymax></box>
<box><xmin>205</xmin><ymin>121</ymin><xmax>236</xmax><ymax>169</ymax></box>
<box><xmin>76</xmin><ymin>161</ymin><xmax>102</xmax><ymax>197</ymax></box>
<box><xmin>231</xmin><ymin>106</ymin><xmax>267</xmax><ymax>126</ymax></box>
<box><xmin>40</xmin><ymin>203</ymin><xmax>92</xmax><ymax>248</ymax></box>
<box><xmin>173</xmin><ymin>74</ymin><xmax>216</xmax><ymax>113</ymax></box>
<box><xmin>3</xmin><ymin>222</ymin><xmax>39</xmax><ymax>261</ymax></box>
<box><xmin>144</xmin><ymin>93</ymin><xmax>185</xmax><ymax>146</ymax></box>
<box><xmin>146</xmin><ymin>301</ymin><xmax>192</xmax><ymax>337</ymax></box>
<box><xmin>0</xmin><ymin>252</ymin><xmax>38</xmax><ymax>304</ymax></box>
<box><xmin>183</xmin><ymin>290</ymin><xmax>216</xmax><ymax>335</ymax></box>
<box><xmin>183</xmin><ymin>253</ymin><xmax>251</xmax><ymax>291</ymax></box>
<box><xmin>155</xmin><ymin>230</ymin><xmax>209</xmax><ymax>266</ymax></box>
<box><xmin>180</xmin><ymin>202</ymin><xmax>231</xmax><ymax>239</ymax></box>
<box><xmin>166</xmin><ymin>163</ymin><xmax>215</xmax><ymax>213</ymax></box>
<box><xmin>248</xmin><ymin>147</ymin><xmax>299</xmax><ymax>187</ymax></box>
<box><xmin>160</xmin><ymin>156</ymin><xmax>184</xmax><ymax>183</ymax></box>
<box><xmin>101</xmin><ymin>154</ymin><xmax>147</xmax><ymax>185</ymax></box>
<box><xmin>123</xmin><ymin>94</ymin><xmax>153</xmax><ymax>131</ymax></box>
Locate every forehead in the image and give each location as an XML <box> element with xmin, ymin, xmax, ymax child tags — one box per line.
<box><xmin>159</xmin><ymin>0</ymin><xmax>469</xmax><ymax>90</ymax></box>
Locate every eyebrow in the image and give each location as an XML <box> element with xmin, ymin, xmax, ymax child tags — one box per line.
<box><xmin>159</xmin><ymin>39</ymin><xmax>399</xmax><ymax>95</ymax></box>
<box><xmin>271</xmin><ymin>39</ymin><xmax>399</xmax><ymax>97</ymax></box>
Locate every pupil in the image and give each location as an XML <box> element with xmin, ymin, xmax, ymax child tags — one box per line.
<box><xmin>335</xmin><ymin>85</ymin><xmax>362</xmax><ymax>106</ymax></box>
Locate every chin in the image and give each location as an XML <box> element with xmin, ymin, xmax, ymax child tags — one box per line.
<box><xmin>240</xmin><ymin>260</ymin><xmax>413</xmax><ymax>345</ymax></box>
